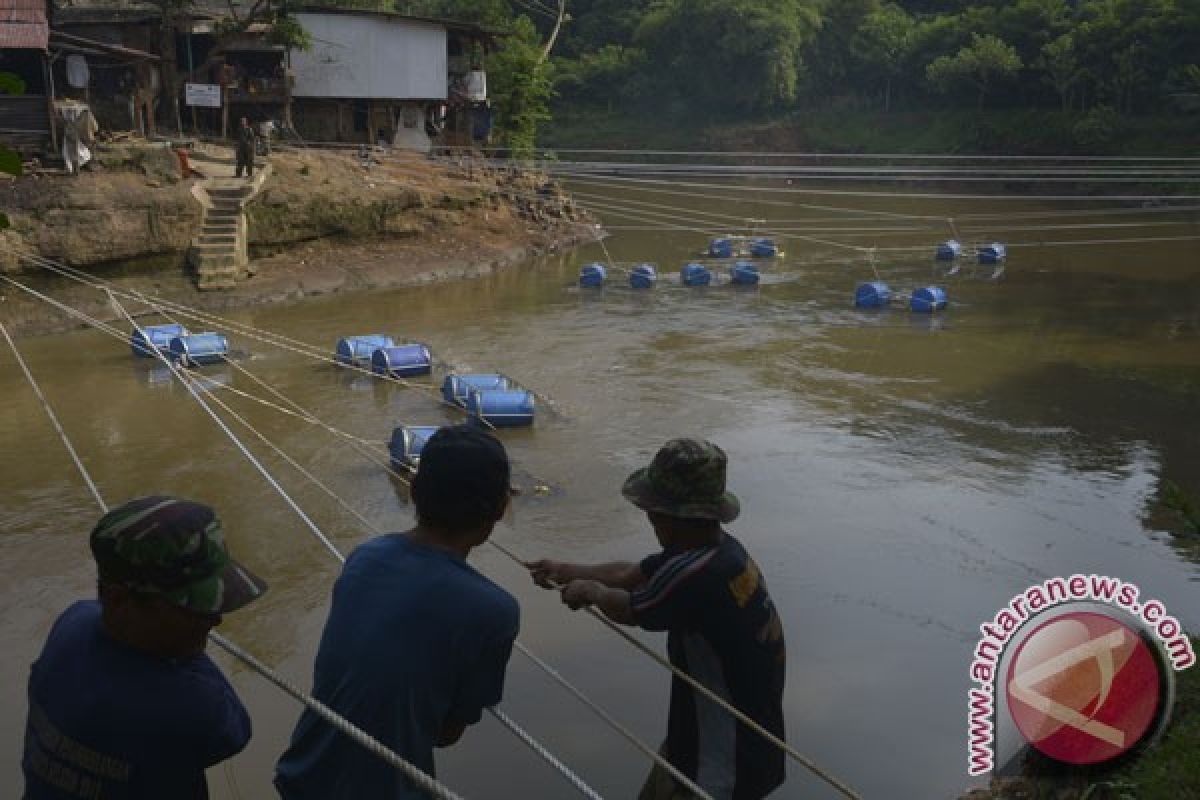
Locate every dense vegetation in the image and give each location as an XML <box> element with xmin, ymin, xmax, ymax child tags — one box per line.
<box><xmin>398</xmin><ymin>0</ymin><xmax>1200</xmax><ymax>153</ymax></box>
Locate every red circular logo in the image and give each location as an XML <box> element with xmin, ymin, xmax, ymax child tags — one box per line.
<box><xmin>1005</xmin><ymin>611</ymin><xmax>1162</xmax><ymax>765</ymax></box>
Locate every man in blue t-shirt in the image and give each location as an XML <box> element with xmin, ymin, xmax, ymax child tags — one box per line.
<box><xmin>22</xmin><ymin>496</ymin><xmax>268</xmax><ymax>800</ymax></box>
<box><xmin>530</xmin><ymin>439</ymin><xmax>787</xmax><ymax>800</ymax></box>
<box><xmin>275</xmin><ymin>424</ymin><xmax>520</xmax><ymax>799</ymax></box>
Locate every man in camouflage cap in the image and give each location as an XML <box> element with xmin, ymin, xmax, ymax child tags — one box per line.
<box><xmin>530</xmin><ymin>439</ymin><xmax>787</xmax><ymax>799</ymax></box>
<box><xmin>23</xmin><ymin>496</ymin><xmax>267</xmax><ymax>800</ymax></box>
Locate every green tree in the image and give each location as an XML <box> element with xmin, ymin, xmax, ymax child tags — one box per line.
<box><xmin>489</xmin><ymin>16</ymin><xmax>555</xmax><ymax>158</ymax></box>
<box><xmin>1039</xmin><ymin>33</ymin><xmax>1081</xmax><ymax>111</ymax></box>
<box><xmin>926</xmin><ymin>33</ymin><xmax>1022</xmax><ymax>110</ymax></box>
<box><xmin>851</xmin><ymin>2</ymin><xmax>915</xmax><ymax>111</ymax></box>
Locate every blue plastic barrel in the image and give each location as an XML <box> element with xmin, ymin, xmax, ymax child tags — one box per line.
<box><xmin>579</xmin><ymin>263</ymin><xmax>606</xmax><ymax>288</ymax></box>
<box><xmin>630</xmin><ymin>263</ymin><xmax>657</xmax><ymax>289</ymax></box>
<box><xmin>750</xmin><ymin>238</ymin><xmax>778</xmax><ymax>258</ymax></box>
<box><xmin>681</xmin><ymin>263</ymin><xmax>713</xmax><ymax>287</ymax></box>
<box><xmin>467</xmin><ymin>389</ymin><xmax>535</xmax><ymax>427</ymax></box>
<box><xmin>388</xmin><ymin>425</ymin><xmax>440</xmax><ymax>469</ymax></box>
<box><xmin>131</xmin><ymin>323</ymin><xmax>188</xmax><ymax>357</ymax></box>
<box><xmin>936</xmin><ymin>240</ymin><xmax>962</xmax><ymax>261</ymax></box>
<box><xmin>977</xmin><ymin>243</ymin><xmax>1007</xmax><ymax>264</ymax></box>
<box><xmin>441</xmin><ymin>374</ymin><xmax>511</xmax><ymax>406</ymax></box>
<box><xmin>730</xmin><ymin>261</ymin><xmax>760</xmax><ymax>286</ymax></box>
<box><xmin>708</xmin><ymin>238</ymin><xmax>734</xmax><ymax>258</ymax></box>
<box><xmin>371</xmin><ymin>344</ymin><xmax>432</xmax><ymax>378</ymax></box>
<box><xmin>910</xmin><ymin>286</ymin><xmax>948</xmax><ymax>313</ymax></box>
<box><xmin>855</xmin><ymin>282</ymin><xmax>892</xmax><ymax>309</ymax></box>
<box><xmin>169</xmin><ymin>333</ymin><xmax>229</xmax><ymax>366</ymax></box>
<box><xmin>336</xmin><ymin>335</ymin><xmax>395</xmax><ymax>365</ymax></box>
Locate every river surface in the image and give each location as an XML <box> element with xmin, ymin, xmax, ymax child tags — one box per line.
<box><xmin>2</xmin><ymin>181</ymin><xmax>1200</xmax><ymax>799</ymax></box>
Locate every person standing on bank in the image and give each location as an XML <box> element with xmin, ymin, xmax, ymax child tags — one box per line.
<box><xmin>529</xmin><ymin>439</ymin><xmax>787</xmax><ymax>800</ymax></box>
<box><xmin>22</xmin><ymin>496</ymin><xmax>268</xmax><ymax>800</ymax></box>
<box><xmin>275</xmin><ymin>425</ymin><xmax>520</xmax><ymax>799</ymax></box>
<box><xmin>234</xmin><ymin>116</ymin><xmax>256</xmax><ymax>178</ymax></box>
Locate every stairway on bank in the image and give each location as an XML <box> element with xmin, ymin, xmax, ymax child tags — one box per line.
<box><xmin>187</xmin><ymin>156</ymin><xmax>270</xmax><ymax>291</ymax></box>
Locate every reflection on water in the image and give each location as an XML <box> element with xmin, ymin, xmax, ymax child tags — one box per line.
<box><xmin>2</xmin><ymin>185</ymin><xmax>1199</xmax><ymax>798</ymax></box>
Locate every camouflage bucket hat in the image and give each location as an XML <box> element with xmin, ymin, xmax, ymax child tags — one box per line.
<box><xmin>90</xmin><ymin>496</ymin><xmax>267</xmax><ymax>615</ymax></box>
<box><xmin>621</xmin><ymin>438</ymin><xmax>740</xmax><ymax>523</ymax></box>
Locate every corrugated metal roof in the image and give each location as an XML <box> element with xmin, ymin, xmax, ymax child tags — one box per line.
<box><xmin>0</xmin><ymin>0</ymin><xmax>49</xmax><ymax>49</ymax></box>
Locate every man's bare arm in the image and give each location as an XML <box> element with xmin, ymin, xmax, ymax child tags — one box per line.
<box><xmin>528</xmin><ymin>560</ymin><xmax>644</xmax><ymax>590</ymax></box>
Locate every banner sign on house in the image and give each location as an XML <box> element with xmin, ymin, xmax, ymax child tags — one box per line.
<box><xmin>185</xmin><ymin>83</ymin><xmax>222</xmax><ymax>108</ymax></box>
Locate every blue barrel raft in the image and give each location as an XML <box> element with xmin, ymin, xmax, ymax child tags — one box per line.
<box><xmin>371</xmin><ymin>344</ymin><xmax>432</xmax><ymax>378</ymax></box>
<box><xmin>708</xmin><ymin>238</ymin><xmax>734</xmax><ymax>258</ymax></box>
<box><xmin>336</xmin><ymin>334</ymin><xmax>395</xmax><ymax>365</ymax></box>
<box><xmin>579</xmin><ymin>263</ymin><xmax>606</xmax><ymax>288</ymax></box>
<box><xmin>730</xmin><ymin>261</ymin><xmax>760</xmax><ymax>286</ymax></box>
<box><xmin>854</xmin><ymin>281</ymin><xmax>892</xmax><ymax>309</ymax></box>
<box><xmin>681</xmin><ymin>263</ymin><xmax>713</xmax><ymax>287</ymax></box>
<box><xmin>388</xmin><ymin>425</ymin><xmax>440</xmax><ymax>469</ymax></box>
<box><xmin>630</xmin><ymin>263</ymin><xmax>657</xmax><ymax>289</ymax></box>
<box><xmin>467</xmin><ymin>389</ymin><xmax>536</xmax><ymax>428</ymax></box>
<box><xmin>131</xmin><ymin>323</ymin><xmax>188</xmax><ymax>357</ymax></box>
<box><xmin>977</xmin><ymin>243</ymin><xmax>1007</xmax><ymax>264</ymax></box>
<box><xmin>441</xmin><ymin>374</ymin><xmax>511</xmax><ymax>406</ymax></box>
<box><xmin>910</xmin><ymin>286</ymin><xmax>948</xmax><ymax>313</ymax></box>
<box><xmin>169</xmin><ymin>333</ymin><xmax>229</xmax><ymax>366</ymax></box>
<box><xmin>935</xmin><ymin>239</ymin><xmax>962</xmax><ymax>261</ymax></box>
<box><xmin>749</xmin><ymin>238</ymin><xmax>778</xmax><ymax>258</ymax></box>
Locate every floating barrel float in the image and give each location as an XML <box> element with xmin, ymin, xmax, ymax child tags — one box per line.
<box><xmin>977</xmin><ymin>243</ymin><xmax>1007</xmax><ymax>264</ymax></box>
<box><xmin>730</xmin><ymin>261</ymin><xmax>760</xmax><ymax>286</ymax></box>
<box><xmin>681</xmin><ymin>263</ymin><xmax>713</xmax><ymax>287</ymax></box>
<box><xmin>336</xmin><ymin>334</ymin><xmax>395</xmax><ymax>365</ymax></box>
<box><xmin>936</xmin><ymin>240</ymin><xmax>962</xmax><ymax>261</ymax></box>
<box><xmin>131</xmin><ymin>323</ymin><xmax>188</xmax><ymax>358</ymax></box>
<box><xmin>467</xmin><ymin>389</ymin><xmax>536</xmax><ymax>428</ymax></box>
<box><xmin>910</xmin><ymin>286</ymin><xmax>948</xmax><ymax>313</ymax></box>
<box><xmin>371</xmin><ymin>344</ymin><xmax>432</xmax><ymax>378</ymax></box>
<box><xmin>441</xmin><ymin>373</ymin><xmax>512</xmax><ymax>406</ymax></box>
<box><xmin>388</xmin><ymin>425</ymin><xmax>440</xmax><ymax>470</ymax></box>
<box><xmin>750</xmin><ymin>238</ymin><xmax>778</xmax><ymax>258</ymax></box>
<box><xmin>579</xmin><ymin>263</ymin><xmax>607</xmax><ymax>288</ymax></box>
<box><xmin>708</xmin><ymin>238</ymin><xmax>734</xmax><ymax>258</ymax></box>
<box><xmin>630</xmin><ymin>263</ymin><xmax>657</xmax><ymax>289</ymax></box>
<box><xmin>169</xmin><ymin>333</ymin><xmax>229</xmax><ymax>366</ymax></box>
<box><xmin>855</xmin><ymin>281</ymin><xmax>892</xmax><ymax>309</ymax></box>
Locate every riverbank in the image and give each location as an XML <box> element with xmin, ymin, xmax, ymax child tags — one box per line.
<box><xmin>543</xmin><ymin>108</ymin><xmax>1200</xmax><ymax>158</ymax></box>
<box><xmin>0</xmin><ymin>144</ymin><xmax>593</xmax><ymax>336</ymax></box>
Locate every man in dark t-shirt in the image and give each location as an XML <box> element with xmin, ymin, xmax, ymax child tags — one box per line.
<box><xmin>529</xmin><ymin>439</ymin><xmax>786</xmax><ymax>799</ymax></box>
<box><xmin>22</xmin><ymin>496</ymin><xmax>268</xmax><ymax>800</ymax></box>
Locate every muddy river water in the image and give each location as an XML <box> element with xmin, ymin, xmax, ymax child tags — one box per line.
<box><xmin>2</xmin><ymin>182</ymin><xmax>1199</xmax><ymax>798</ymax></box>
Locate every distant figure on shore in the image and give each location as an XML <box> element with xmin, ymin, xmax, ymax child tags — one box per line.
<box><xmin>529</xmin><ymin>438</ymin><xmax>787</xmax><ymax>800</ymax></box>
<box><xmin>235</xmin><ymin>116</ymin><xmax>256</xmax><ymax>178</ymax></box>
<box><xmin>275</xmin><ymin>425</ymin><xmax>520</xmax><ymax>799</ymax></box>
<box><xmin>22</xmin><ymin>496</ymin><xmax>268</xmax><ymax>799</ymax></box>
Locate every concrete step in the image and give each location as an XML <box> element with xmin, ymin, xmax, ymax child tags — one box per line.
<box><xmin>192</xmin><ymin>252</ymin><xmax>240</xmax><ymax>269</ymax></box>
<box><xmin>206</xmin><ymin>207</ymin><xmax>241</xmax><ymax>218</ymax></box>
<box><xmin>191</xmin><ymin>242</ymin><xmax>238</xmax><ymax>255</ymax></box>
<box><xmin>202</xmin><ymin>222</ymin><xmax>238</xmax><ymax>233</ymax></box>
<box><xmin>198</xmin><ymin>233</ymin><xmax>237</xmax><ymax>244</ymax></box>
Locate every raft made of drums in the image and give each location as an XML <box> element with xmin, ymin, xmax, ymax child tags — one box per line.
<box><xmin>579</xmin><ymin>263</ymin><xmax>607</xmax><ymax>288</ymax></box>
<box><xmin>681</xmin><ymin>263</ymin><xmax>713</xmax><ymax>287</ymax></box>
<box><xmin>936</xmin><ymin>240</ymin><xmax>963</xmax><ymax>261</ymax></box>
<box><xmin>371</xmin><ymin>344</ymin><xmax>433</xmax><ymax>378</ymax></box>
<box><xmin>977</xmin><ymin>243</ymin><xmax>1007</xmax><ymax>264</ymax></box>
<box><xmin>336</xmin><ymin>334</ymin><xmax>395</xmax><ymax>365</ymax></box>
<box><xmin>131</xmin><ymin>323</ymin><xmax>188</xmax><ymax>357</ymax></box>
<box><xmin>441</xmin><ymin>373</ymin><xmax>535</xmax><ymax>427</ymax></box>
<box><xmin>854</xmin><ymin>281</ymin><xmax>892</xmax><ymax>309</ymax></box>
<box><xmin>730</xmin><ymin>261</ymin><xmax>760</xmax><ymax>286</ymax></box>
<box><xmin>630</xmin><ymin>263</ymin><xmax>657</xmax><ymax>289</ymax></box>
<box><xmin>169</xmin><ymin>333</ymin><xmax>229</xmax><ymax>366</ymax></box>
<box><xmin>388</xmin><ymin>425</ymin><xmax>440</xmax><ymax>470</ymax></box>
